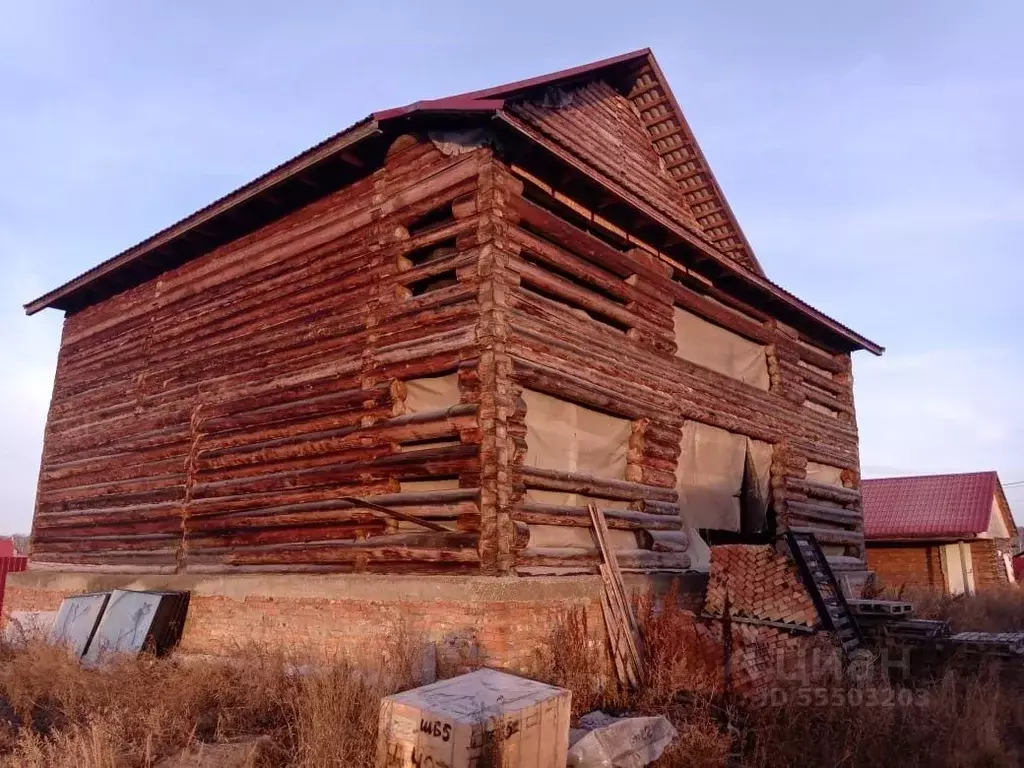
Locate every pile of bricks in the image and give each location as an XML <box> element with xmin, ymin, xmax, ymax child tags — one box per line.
<box><xmin>704</xmin><ymin>545</ymin><xmax>819</xmax><ymax>628</ymax></box>
<box><xmin>695</xmin><ymin>545</ymin><xmax>832</xmax><ymax>696</ymax></box>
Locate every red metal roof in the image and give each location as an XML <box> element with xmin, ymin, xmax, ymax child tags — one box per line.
<box><xmin>22</xmin><ymin>49</ymin><xmax>883</xmax><ymax>355</ymax></box>
<box><xmin>862</xmin><ymin>472</ymin><xmax>1000</xmax><ymax>540</ymax></box>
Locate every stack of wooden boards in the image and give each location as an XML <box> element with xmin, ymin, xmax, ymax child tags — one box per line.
<box><xmin>588</xmin><ymin>504</ymin><xmax>646</xmax><ymax>688</ymax></box>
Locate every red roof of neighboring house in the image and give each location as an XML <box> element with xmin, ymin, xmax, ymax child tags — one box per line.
<box><xmin>1014</xmin><ymin>553</ymin><xmax>1024</xmax><ymax>581</ymax></box>
<box><xmin>863</xmin><ymin>471</ymin><xmax>1002</xmax><ymax>541</ymax></box>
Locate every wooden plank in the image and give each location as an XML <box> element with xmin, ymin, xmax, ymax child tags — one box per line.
<box><xmin>589</xmin><ymin>504</ymin><xmax>645</xmax><ymax>686</ymax></box>
<box><xmin>339</xmin><ymin>496</ymin><xmax>451</xmax><ymax>533</ymax></box>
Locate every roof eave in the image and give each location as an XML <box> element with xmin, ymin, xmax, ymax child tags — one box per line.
<box><xmin>866</xmin><ymin>533</ymin><xmax>981</xmax><ymax>543</ymax></box>
<box><xmin>494</xmin><ymin>110</ymin><xmax>883</xmax><ymax>355</ymax></box>
<box><xmin>25</xmin><ymin>118</ymin><xmax>383</xmax><ymax>316</ymax></box>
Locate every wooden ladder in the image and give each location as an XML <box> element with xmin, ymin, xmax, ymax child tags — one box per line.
<box><xmin>784</xmin><ymin>530</ymin><xmax>864</xmax><ymax>660</ymax></box>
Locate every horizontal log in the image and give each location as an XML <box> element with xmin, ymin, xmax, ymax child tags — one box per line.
<box><xmin>183</xmin><ymin>562</ymin><xmax>482</xmax><ymax>575</ymax></box>
<box><xmin>28</xmin><ymin>562</ymin><xmax>178</xmax><ymax>575</ymax></box>
<box><xmin>801</xmin><ymin>385</ymin><xmax>852</xmax><ymax>417</ymax></box>
<box><xmin>507</xmin><ymin>193</ymin><xmax>666</xmax><ymax>283</ymax></box>
<box><xmin>637</xmin><ymin>530</ymin><xmax>690</xmax><ymax>552</ymax></box>
<box><xmin>787</xmin><ymin>478</ymin><xmax>861</xmax><ymax>505</ymax></box>
<box><xmin>513</xmin><ymin>503</ymin><xmax>682</xmax><ymax>531</ymax></box>
<box><xmin>635</xmin><ymin>499</ymin><xmax>682</xmax><ymax>517</ymax></box>
<box><xmin>785</xmin><ymin>500</ymin><xmax>862</xmax><ymax>527</ymax></box>
<box><xmin>208</xmin><ymin>532</ymin><xmax>481</xmax><ymax>565</ymax></box>
<box><xmin>516</xmin><ymin>547</ymin><xmax>690</xmax><ymax>571</ymax></box>
<box><xmin>186</xmin><ymin>523</ymin><xmax>387</xmax><ymax>549</ymax></box>
<box><xmin>789</xmin><ymin>526</ymin><xmax>864</xmax><ymax>548</ymax></box>
<box><xmin>520</xmin><ymin>466</ymin><xmax>677</xmax><ymax>503</ymax></box>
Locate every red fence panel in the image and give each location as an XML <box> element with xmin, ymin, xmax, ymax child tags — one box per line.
<box><xmin>0</xmin><ymin>556</ymin><xmax>29</xmax><ymax>618</ymax></box>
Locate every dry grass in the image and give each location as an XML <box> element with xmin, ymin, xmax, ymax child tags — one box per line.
<box><xmin>1</xmin><ymin>586</ymin><xmax>1022</xmax><ymax>767</ymax></box>
<box><xmin>913</xmin><ymin>585</ymin><xmax>1024</xmax><ymax>632</ymax></box>
<box><xmin>0</xmin><ymin>635</ymin><xmax>419</xmax><ymax>767</ymax></box>
<box><xmin>533</xmin><ymin>584</ymin><xmax>1024</xmax><ymax>768</ymax></box>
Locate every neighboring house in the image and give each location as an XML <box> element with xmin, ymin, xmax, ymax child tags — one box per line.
<box><xmin>863</xmin><ymin>472</ymin><xmax>1019</xmax><ymax>595</ymax></box>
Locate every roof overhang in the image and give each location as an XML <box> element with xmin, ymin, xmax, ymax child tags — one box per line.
<box><xmin>24</xmin><ymin>119</ymin><xmax>384</xmax><ymax>316</ymax></box>
<box><xmin>867</xmin><ymin>534</ymin><xmax>980</xmax><ymax>544</ymax></box>
<box><xmin>24</xmin><ymin>49</ymin><xmax>883</xmax><ymax>356</ymax></box>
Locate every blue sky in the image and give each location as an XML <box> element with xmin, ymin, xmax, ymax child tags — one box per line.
<box><xmin>2</xmin><ymin>1</ymin><xmax>1022</xmax><ymax>533</ymax></box>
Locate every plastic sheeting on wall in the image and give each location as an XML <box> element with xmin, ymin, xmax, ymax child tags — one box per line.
<box><xmin>676</xmin><ymin>422</ymin><xmax>745</xmax><ymax>532</ymax></box>
<box><xmin>401</xmin><ymin>375</ymin><xmax>463</xmax><ymax>491</ymax></box>
<box><xmin>522</xmin><ymin>389</ymin><xmax>630</xmax><ymax>507</ymax></box>
<box><xmin>676</xmin><ymin>421</ymin><xmax>772</xmax><ymax>533</ymax></box>
<box><xmin>806</xmin><ymin>462</ymin><xmax>845</xmax><ymax>487</ymax></box>
<box><xmin>525</xmin><ymin>523</ymin><xmax>638</xmax><ymax>551</ymax></box>
<box><xmin>672</xmin><ymin>306</ymin><xmax>769</xmax><ymax>390</ymax></box>
<box><xmin>404</xmin><ymin>373</ymin><xmax>461</xmax><ymax>414</ymax></box>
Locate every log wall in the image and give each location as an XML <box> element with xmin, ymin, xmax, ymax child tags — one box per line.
<box><xmin>31</xmin><ymin>133</ymin><xmax>866</xmax><ymax>577</ymax></box>
<box><xmin>33</xmin><ymin>136</ymin><xmax>493</xmax><ymax>574</ymax></box>
<box><xmin>484</xmin><ymin>162</ymin><xmax>866</xmax><ymax>574</ymax></box>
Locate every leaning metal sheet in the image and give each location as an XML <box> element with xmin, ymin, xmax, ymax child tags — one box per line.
<box><xmin>82</xmin><ymin>589</ymin><xmax>163</xmax><ymax>664</ymax></box>
<box><xmin>51</xmin><ymin>592</ymin><xmax>110</xmax><ymax>657</ymax></box>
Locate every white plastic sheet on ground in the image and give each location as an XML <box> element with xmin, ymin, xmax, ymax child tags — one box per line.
<box><xmin>567</xmin><ymin>713</ymin><xmax>677</xmax><ymax>767</ymax></box>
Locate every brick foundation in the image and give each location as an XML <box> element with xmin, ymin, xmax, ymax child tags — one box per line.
<box><xmin>4</xmin><ymin>571</ymin><xmax>696</xmax><ymax>677</ymax></box>
<box><xmin>4</xmin><ymin>549</ymin><xmax>835</xmax><ymax>698</ymax></box>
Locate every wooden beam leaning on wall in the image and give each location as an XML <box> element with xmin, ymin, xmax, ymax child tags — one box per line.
<box><xmin>589</xmin><ymin>503</ymin><xmax>646</xmax><ymax>688</ymax></box>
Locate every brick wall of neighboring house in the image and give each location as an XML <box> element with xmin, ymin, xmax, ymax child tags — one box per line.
<box><xmin>865</xmin><ymin>544</ymin><xmax>945</xmax><ymax>595</ymax></box>
<box><xmin>970</xmin><ymin>539</ymin><xmax>1013</xmax><ymax>589</ymax></box>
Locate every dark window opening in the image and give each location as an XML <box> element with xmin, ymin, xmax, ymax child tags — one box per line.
<box><xmin>410</xmin><ymin>269</ymin><xmax>459</xmax><ymax>297</ymax></box>
<box><xmin>404</xmin><ymin>236</ymin><xmax>458</xmax><ymax>268</ymax></box>
<box><xmin>406</xmin><ymin>203</ymin><xmax>455</xmax><ymax>238</ymax></box>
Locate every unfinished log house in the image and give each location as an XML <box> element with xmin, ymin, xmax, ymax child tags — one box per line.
<box><xmin>24</xmin><ymin>50</ymin><xmax>882</xmax><ymax>586</ymax></box>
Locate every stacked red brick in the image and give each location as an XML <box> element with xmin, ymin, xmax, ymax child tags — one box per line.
<box><xmin>702</xmin><ymin>545</ymin><xmax>826</xmax><ymax>695</ymax></box>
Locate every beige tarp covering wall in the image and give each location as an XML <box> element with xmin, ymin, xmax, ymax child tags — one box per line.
<box><xmin>404</xmin><ymin>374</ymin><xmax>461</xmax><ymax>413</ymax></box>
<box><xmin>526</xmin><ymin>524</ymin><xmax>638</xmax><ymax>551</ymax></box>
<box><xmin>806</xmin><ymin>462</ymin><xmax>845</xmax><ymax>487</ymax></box>
<box><xmin>402</xmin><ymin>375</ymin><xmax>462</xmax><ymax>491</ymax></box>
<box><xmin>676</xmin><ymin>421</ymin><xmax>772</xmax><ymax>533</ymax></box>
<box><xmin>672</xmin><ymin>306</ymin><xmax>769</xmax><ymax>390</ymax></box>
<box><xmin>523</xmin><ymin>389</ymin><xmax>630</xmax><ymax>507</ymax></box>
